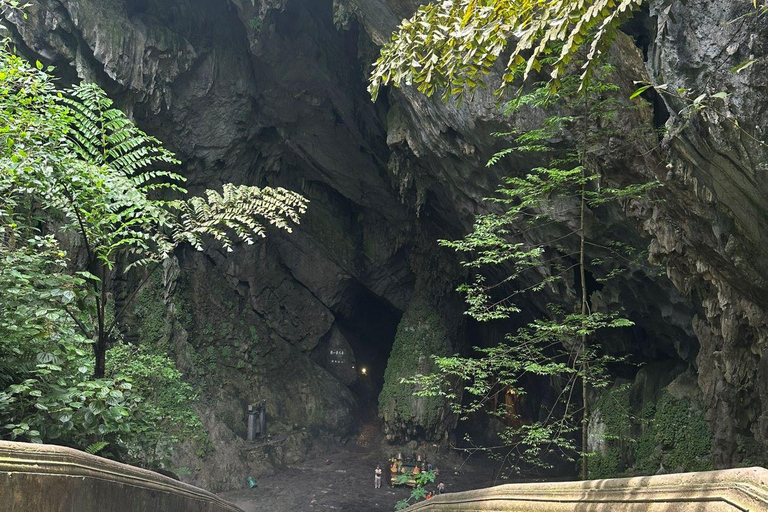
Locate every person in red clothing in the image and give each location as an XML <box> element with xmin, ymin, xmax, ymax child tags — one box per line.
<box><xmin>426</xmin><ymin>491</ymin><xmax>433</xmax><ymax>499</ymax></box>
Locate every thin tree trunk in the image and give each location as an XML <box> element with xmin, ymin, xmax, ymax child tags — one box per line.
<box><xmin>580</xmin><ymin>178</ymin><xmax>589</xmax><ymax>480</ymax></box>
<box><xmin>94</xmin><ymin>334</ymin><xmax>107</xmax><ymax>379</ymax></box>
<box><xmin>94</xmin><ymin>265</ymin><xmax>109</xmax><ymax>379</ymax></box>
<box><xmin>580</xmin><ymin>88</ymin><xmax>590</xmax><ymax>481</ymax></box>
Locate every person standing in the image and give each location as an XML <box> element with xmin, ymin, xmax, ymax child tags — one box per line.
<box><xmin>375</xmin><ymin>466</ymin><xmax>382</xmax><ymax>489</ymax></box>
<box><xmin>437</xmin><ymin>482</ymin><xmax>445</xmax><ymax>495</ymax></box>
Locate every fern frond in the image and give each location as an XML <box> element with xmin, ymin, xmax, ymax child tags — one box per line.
<box><xmin>85</xmin><ymin>441</ymin><xmax>109</xmax><ymax>455</ymax></box>
<box><xmin>176</xmin><ymin>184</ymin><xmax>308</xmax><ymax>252</ymax></box>
<box><xmin>60</xmin><ymin>83</ymin><xmax>183</xmax><ymax>191</ymax></box>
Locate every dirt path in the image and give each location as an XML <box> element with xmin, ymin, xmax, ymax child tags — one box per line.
<box><xmin>219</xmin><ymin>431</ymin><xmax>499</xmax><ymax>511</ymax></box>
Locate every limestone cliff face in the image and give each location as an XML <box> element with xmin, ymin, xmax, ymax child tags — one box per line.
<box><xmin>643</xmin><ymin>0</ymin><xmax>768</xmax><ymax>467</ymax></box>
<box><xmin>5</xmin><ymin>0</ymin><xmax>767</xmax><ymax>487</ymax></box>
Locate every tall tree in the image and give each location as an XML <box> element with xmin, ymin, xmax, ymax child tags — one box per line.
<box><xmin>367</xmin><ymin>0</ymin><xmax>659</xmax><ymax>478</ymax></box>
<box><xmin>409</xmin><ymin>71</ymin><xmax>654</xmax><ymax>477</ymax></box>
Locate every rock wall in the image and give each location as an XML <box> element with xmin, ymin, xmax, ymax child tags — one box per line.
<box><xmin>5</xmin><ymin>0</ymin><xmax>768</xmax><ymax>485</ymax></box>
<box><xmin>642</xmin><ymin>0</ymin><xmax>768</xmax><ymax>467</ymax></box>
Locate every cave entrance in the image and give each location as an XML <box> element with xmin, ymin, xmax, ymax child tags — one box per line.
<box><xmin>333</xmin><ymin>283</ymin><xmax>402</xmax><ymax>423</ymax></box>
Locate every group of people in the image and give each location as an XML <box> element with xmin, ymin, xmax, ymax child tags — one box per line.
<box><xmin>424</xmin><ymin>482</ymin><xmax>446</xmax><ymax>498</ymax></box>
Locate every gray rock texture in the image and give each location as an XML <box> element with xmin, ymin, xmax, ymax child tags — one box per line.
<box><xmin>643</xmin><ymin>0</ymin><xmax>768</xmax><ymax>467</ymax></box>
<box><xmin>5</xmin><ymin>0</ymin><xmax>767</xmax><ymax>486</ymax></box>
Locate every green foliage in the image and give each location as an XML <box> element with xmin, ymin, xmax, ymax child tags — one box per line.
<box><xmin>0</xmin><ymin>42</ymin><xmax>136</xmax><ymax>447</ymax></box>
<box><xmin>587</xmin><ymin>386</ymin><xmax>632</xmax><ymax>479</ymax></box>
<box><xmin>105</xmin><ymin>343</ymin><xmax>206</xmax><ymax>467</ymax></box>
<box><xmin>2</xmin><ymin>34</ymin><xmax>308</xmax><ymax>379</ymax></box>
<box><xmin>630</xmin><ymin>81</ymin><xmax>768</xmax><ymax>150</ymax></box>
<box><xmin>0</xmin><ymin>278</ymin><xmax>139</xmax><ymax>447</ymax></box>
<box><xmin>85</xmin><ymin>441</ymin><xmax>109</xmax><ymax>455</ymax></box>
<box><xmin>58</xmin><ymin>83</ymin><xmax>308</xmax><ymax>270</ymax></box>
<box><xmin>379</xmin><ymin>297</ymin><xmax>450</xmax><ymax>437</ymax></box>
<box><xmin>368</xmin><ymin>0</ymin><xmax>643</xmax><ymax>102</ymax></box>
<box><xmin>394</xmin><ymin>470</ymin><xmax>436</xmax><ymax>511</ymax></box>
<box><xmin>442</xmin><ymin>72</ymin><xmax>654</xmax><ymax>323</ymax></box>
<box><xmin>407</xmin><ymin>70</ymin><xmax>656</xmax><ymax>477</ymax></box>
<box><xmin>0</xmin><ymin>31</ymin><xmax>302</xmax><ymax>462</ymax></box>
<box><xmin>177</xmin><ymin>183</ymin><xmax>307</xmax><ymax>253</ymax></box>
<box><xmin>249</xmin><ymin>16</ymin><xmax>263</xmax><ymax>32</ymax></box>
<box><xmin>635</xmin><ymin>392</ymin><xmax>712</xmax><ymax>474</ymax></box>
<box><xmin>132</xmin><ymin>272</ymin><xmax>170</xmax><ymax>348</ymax></box>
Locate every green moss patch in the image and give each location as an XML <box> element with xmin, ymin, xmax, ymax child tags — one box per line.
<box><xmin>636</xmin><ymin>392</ymin><xmax>712</xmax><ymax>474</ymax></box>
<box><xmin>378</xmin><ymin>296</ymin><xmax>450</xmax><ymax>439</ymax></box>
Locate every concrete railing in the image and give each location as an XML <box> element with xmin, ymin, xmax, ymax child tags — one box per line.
<box><xmin>0</xmin><ymin>440</ymin><xmax>244</xmax><ymax>512</ymax></box>
<box><xmin>409</xmin><ymin>467</ymin><xmax>768</xmax><ymax>511</ymax></box>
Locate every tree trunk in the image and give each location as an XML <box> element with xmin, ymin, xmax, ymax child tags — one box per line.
<box><xmin>93</xmin><ymin>265</ymin><xmax>108</xmax><ymax>379</ymax></box>
<box><xmin>579</xmin><ymin>88</ymin><xmax>590</xmax><ymax>481</ymax></box>
<box><xmin>94</xmin><ymin>336</ymin><xmax>107</xmax><ymax>379</ymax></box>
<box><xmin>580</xmin><ymin>177</ymin><xmax>589</xmax><ymax>481</ymax></box>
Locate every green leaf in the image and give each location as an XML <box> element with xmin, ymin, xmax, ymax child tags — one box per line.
<box><xmin>629</xmin><ymin>84</ymin><xmax>652</xmax><ymax>99</ymax></box>
<box><xmin>730</xmin><ymin>59</ymin><xmax>757</xmax><ymax>74</ymax></box>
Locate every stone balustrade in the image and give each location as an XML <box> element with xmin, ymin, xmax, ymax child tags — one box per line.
<box><xmin>0</xmin><ymin>440</ymin><xmax>244</xmax><ymax>512</ymax></box>
<box><xmin>408</xmin><ymin>467</ymin><xmax>768</xmax><ymax>511</ymax></box>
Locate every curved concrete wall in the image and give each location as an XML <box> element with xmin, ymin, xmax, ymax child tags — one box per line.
<box><xmin>409</xmin><ymin>467</ymin><xmax>768</xmax><ymax>511</ymax></box>
<box><xmin>0</xmin><ymin>441</ymin><xmax>244</xmax><ymax>512</ymax></box>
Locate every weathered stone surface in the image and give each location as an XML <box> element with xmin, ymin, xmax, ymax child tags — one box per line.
<box><xmin>0</xmin><ymin>441</ymin><xmax>244</xmax><ymax>512</ymax></box>
<box><xmin>405</xmin><ymin>466</ymin><xmax>768</xmax><ymax>512</ymax></box>
<box><xmin>641</xmin><ymin>0</ymin><xmax>768</xmax><ymax>467</ymax></box>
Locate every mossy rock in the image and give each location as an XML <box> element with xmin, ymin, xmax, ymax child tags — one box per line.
<box><xmin>588</xmin><ymin>385</ymin><xmax>633</xmax><ymax>479</ymax></box>
<box><xmin>589</xmin><ymin>380</ymin><xmax>713</xmax><ymax>479</ymax></box>
<box><xmin>635</xmin><ymin>391</ymin><xmax>713</xmax><ymax>474</ymax></box>
<box><xmin>378</xmin><ymin>295</ymin><xmax>451</xmax><ymax>442</ymax></box>
<box><xmin>132</xmin><ymin>271</ymin><xmax>171</xmax><ymax>349</ymax></box>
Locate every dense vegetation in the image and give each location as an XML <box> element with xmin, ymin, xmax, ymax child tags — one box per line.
<box><xmin>0</xmin><ymin>0</ymin><xmax>306</xmax><ymax>467</ymax></box>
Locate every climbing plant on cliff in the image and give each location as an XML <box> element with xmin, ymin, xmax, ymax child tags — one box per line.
<box><xmin>368</xmin><ymin>0</ymin><xmax>643</xmax><ymax>102</ymax></box>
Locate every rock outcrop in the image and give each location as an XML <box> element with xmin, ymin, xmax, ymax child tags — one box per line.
<box><xmin>379</xmin><ymin>293</ymin><xmax>454</xmax><ymax>443</ymax></box>
<box><xmin>642</xmin><ymin>0</ymin><xmax>768</xmax><ymax>467</ymax></box>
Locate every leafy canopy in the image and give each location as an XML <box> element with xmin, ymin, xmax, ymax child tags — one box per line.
<box><xmin>368</xmin><ymin>0</ymin><xmax>643</xmax><ymax>102</ymax></box>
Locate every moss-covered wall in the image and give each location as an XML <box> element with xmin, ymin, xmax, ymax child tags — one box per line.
<box><xmin>635</xmin><ymin>392</ymin><xmax>712</xmax><ymax>474</ymax></box>
<box><xmin>118</xmin><ymin>254</ymin><xmax>359</xmax><ymax>491</ymax></box>
<box><xmin>378</xmin><ymin>295</ymin><xmax>452</xmax><ymax>442</ymax></box>
<box><xmin>588</xmin><ymin>386</ymin><xmax>633</xmax><ymax>479</ymax></box>
<box><xmin>588</xmin><ymin>378</ymin><xmax>713</xmax><ymax>479</ymax></box>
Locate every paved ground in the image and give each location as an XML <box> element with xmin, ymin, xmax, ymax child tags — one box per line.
<box><xmin>220</xmin><ymin>427</ymin><xmax>499</xmax><ymax>511</ymax></box>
